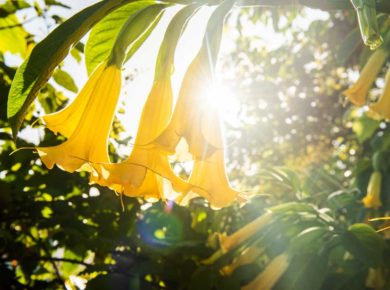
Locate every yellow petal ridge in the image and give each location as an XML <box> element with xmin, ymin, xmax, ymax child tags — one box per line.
<box><xmin>37</xmin><ymin>64</ymin><xmax>121</xmax><ymax>172</ymax></box>
<box><xmin>343</xmin><ymin>48</ymin><xmax>389</xmax><ymax>106</ymax></box>
<box><xmin>362</xmin><ymin>171</ymin><xmax>382</xmax><ymax>209</ymax></box>
<box><xmin>91</xmin><ymin>79</ymin><xmax>189</xmax><ymax>199</ymax></box>
<box><xmin>242</xmin><ymin>253</ymin><xmax>289</xmax><ymax>290</ymax></box>
<box><xmin>43</xmin><ymin>63</ymin><xmax>106</xmax><ymax>137</ymax></box>
<box><xmin>368</xmin><ymin>69</ymin><xmax>390</xmax><ymax>120</ymax></box>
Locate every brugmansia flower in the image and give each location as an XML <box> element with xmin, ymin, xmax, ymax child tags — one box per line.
<box><xmin>219</xmin><ymin>212</ymin><xmax>272</xmax><ymax>252</ymax></box>
<box><xmin>241</xmin><ymin>253</ymin><xmax>289</xmax><ymax>290</ymax></box>
<box><xmin>155</xmin><ymin>55</ymin><xmax>239</xmax><ymax>207</ymax></box>
<box><xmin>221</xmin><ymin>247</ymin><xmax>264</xmax><ymax>275</ymax></box>
<box><xmin>343</xmin><ymin>48</ymin><xmax>389</xmax><ymax>106</ymax></box>
<box><xmin>91</xmin><ymin>77</ymin><xmax>188</xmax><ymax>199</ymax></box>
<box><xmin>202</xmin><ymin>212</ymin><xmax>272</xmax><ymax>265</ymax></box>
<box><xmin>37</xmin><ymin>63</ymin><xmax>121</xmax><ymax>172</ymax></box>
<box><xmin>362</xmin><ymin>171</ymin><xmax>382</xmax><ymax>209</ymax></box>
<box><xmin>42</xmin><ymin>63</ymin><xmax>106</xmax><ymax>137</ymax></box>
<box><xmin>368</xmin><ymin>69</ymin><xmax>390</xmax><ymax>119</ymax></box>
<box><xmin>155</xmin><ymin>57</ymin><xmax>219</xmax><ymax>159</ymax></box>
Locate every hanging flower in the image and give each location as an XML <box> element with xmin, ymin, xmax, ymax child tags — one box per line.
<box><xmin>91</xmin><ymin>77</ymin><xmax>188</xmax><ymax>199</ymax></box>
<box><xmin>220</xmin><ymin>247</ymin><xmax>264</xmax><ymax>276</ymax></box>
<box><xmin>42</xmin><ymin>63</ymin><xmax>106</xmax><ymax>138</ymax></box>
<box><xmin>154</xmin><ymin>55</ymin><xmax>240</xmax><ymax>207</ymax></box>
<box><xmin>155</xmin><ymin>57</ymin><xmax>219</xmax><ymax>160</ymax></box>
<box><xmin>37</xmin><ymin>63</ymin><xmax>121</xmax><ymax>172</ymax></box>
<box><xmin>368</xmin><ymin>69</ymin><xmax>390</xmax><ymax>119</ymax></box>
<box><xmin>241</xmin><ymin>253</ymin><xmax>289</xmax><ymax>290</ymax></box>
<box><xmin>362</xmin><ymin>171</ymin><xmax>382</xmax><ymax>209</ymax></box>
<box><xmin>219</xmin><ymin>212</ymin><xmax>273</xmax><ymax>252</ymax></box>
<box><xmin>90</xmin><ymin>4</ymin><xmax>206</xmax><ymax>200</ymax></box>
<box><xmin>343</xmin><ymin>48</ymin><xmax>388</xmax><ymax>106</ymax></box>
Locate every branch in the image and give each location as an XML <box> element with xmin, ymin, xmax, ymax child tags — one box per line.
<box><xmin>0</xmin><ymin>16</ymin><xmax>38</xmax><ymax>31</ymax></box>
<box><xmin>0</xmin><ymin>256</ymin><xmax>94</xmax><ymax>267</ymax></box>
<box><xmin>27</xmin><ymin>233</ymin><xmax>65</xmax><ymax>286</ymax></box>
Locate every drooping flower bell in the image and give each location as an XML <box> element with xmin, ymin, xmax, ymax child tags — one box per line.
<box><xmin>241</xmin><ymin>253</ymin><xmax>289</xmax><ymax>290</ymax></box>
<box><xmin>37</xmin><ymin>63</ymin><xmax>121</xmax><ymax>172</ymax></box>
<box><xmin>90</xmin><ymin>5</ymin><xmax>199</xmax><ymax>199</ymax></box>
<box><xmin>36</xmin><ymin>3</ymin><xmax>168</xmax><ymax>174</ymax></box>
<box><xmin>91</xmin><ymin>77</ymin><xmax>188</xmax><ymax>199</ymax></box>
<box><xmin>362</xmin><ymin>171</ymin><xmax>382</xmax><ymax>209</ymax></box>
<box><xmin>42</xmin><ymin>63</ymin><xmax>106</xmax><ymax>138</ymax></box>
<box><xmin>368</xmin><ymin>69</ymin><xmax>390</xmax><ymax>119</ymax></box>
<box><xmin>220</xmin><ymin>246</ymin><xmax>264</xmax><ymax>276</ymax></box>
<box><xmin>155</xmin><ymin>0</ymin><xmax>240</xmax><ymax>207</ymax></box>
<box><xmin>155</xmin><ymin>56</ymin><xmax>220</xmax><ymax>160</ymax></box>
<box><xmin>343</xmin><ymin>48</ymin><xmax>389</xmax><ymax>106</ymax></box>
<box><xmin>202</xmin><ymin>212</ymin><xmax>272</xmax><ymax>265</ymax></box>
<box><xmin>219</xmin><ymin>212</ymin><xmax>272</xmax><ymax>252</ymax></box>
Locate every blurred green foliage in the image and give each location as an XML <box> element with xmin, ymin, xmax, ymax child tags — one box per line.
<box><xmin>1</xmin><ymin>1</ymin><xmax>390</xmax><ymax>290</ymax></box>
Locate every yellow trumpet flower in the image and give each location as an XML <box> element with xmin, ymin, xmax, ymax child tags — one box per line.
<box><xmin>219</xmin><ymin>212</ymin><xmax>273</xmax><ymax>252</ymax></box>
<box><xmin>362</xmin><ymin>171</ymin><xmax>382</xmax><ymax>209</ymax></box>
<box><xmin>37</xmin><ymin>64</ymin><xmax>121</xmax><ymax>172</ymax></box>
<box><xmin>368</xmin><ymin>69</ymin><xmax>390</xmax><ymax>119</ymax></box>
<box><xmin>242</xmin><ymin>253</ymin><xmax>289</xmax><ymax>290</ymax></box>
<box><xmin>154</xmin><ymin>56</ymin><xmax>239</xmax><ymax>207</ymax></box>
<box><xmin>42</xmin><ymin>63</ymin><xmax>106</xmax><ymax>138</ymax></box>
<box><xmin>91</xmin><ymin>78</ymin><xmax>188</xmax><ymax>199</ymax></box>
<box><xmin>221</xmin><ymin>247</ymin><xmax>264</xmax><ymax>276</ymax></box>
<box><xmin>343</xmin><ymin>48</ymin><xmax>388</xmax><ymax>106</ymax></box>
<box><xmin>155</xmin><ymin>57</ymin><xmax>220</xmax><ymax>160</ymax></box>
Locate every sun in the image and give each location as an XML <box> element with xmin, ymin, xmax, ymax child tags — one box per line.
<box><xmin>203</xmin><ymin>82</ymin><xmax>241</xmax><ymax>126</ymax></box>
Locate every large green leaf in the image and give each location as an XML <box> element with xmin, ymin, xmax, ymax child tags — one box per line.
<box><xmin>342</xmin><ymin>223</ymin><xmax>384</xmax><ymax>267</ymax></box>
<box><xmin>7</xmin><ymin>0</ymin><xmax>134</xmax><ymax>138</ymax></box>
<box><xmin>85</xmin><ymin>1</ymin><xmax>156</xmax><ymax>75</ymax></box>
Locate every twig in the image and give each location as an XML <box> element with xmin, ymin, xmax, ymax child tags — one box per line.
<box><xmin>27</xmin><ymin>233</ymin><xmax>65</xmax><ymax>287</ymax></box>
<box><xmin>0</xmin><ymin>16</ymin><xmax>38</xmax><ymax>31</ymax></box>
<box><xmin>0</xmin><ymin>256</ymin><xmax>93</xmax><ymax>267</ymax></box>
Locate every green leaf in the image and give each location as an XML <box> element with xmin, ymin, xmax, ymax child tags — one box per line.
<box><xmin>123</xmin><ymin>10</ymin><xmax>163</xmax><ymax>63</ymax></box>
<box><xmin>336</xmin><ymin>27</ymin><xmax>361</xmax><ymax>65</ymax></box>
<box><xmin>327</xmin><ymin>190</ymin><xmax>358</xmax><ymax>211</ymax></box>
<box><xmin>352</xmin><ymin>114</ymin><xmax>379</xmax><ymax>143</ymax></box>
<box><xmin>154</xmin><ymin>4</ymin><xmax>201</xmax><ymax>79</ymax></box>
<box><xmin>53</xmin><ymin>69</ymin><xmax>78</xmax><ymax>93</ymax></box>
<box><xmin>85</xmin><ymin>1</ymin><xmax>156</xmax><ymax>75</ymax></box>
<box><xmin>0</xmin><ymin>14</ymin><xmax>28</xmax><ymax>56</ymax></box>
<box><xmin>342</xmin><ymin>223</ymin><xmax>384</xmax><ymax>267</ymax></box>
<box><xmin>7</xmin><ymin>0</ymin><xmax>133</xmax><ymax>138</ymax></box>
<box><xmin>198</xmin><ymin>0</ymin><xmax>234</xmax><ymax>69</ymax></box>
<box><xmin>274</xmin><ymin>252</ymin><xmax>328</xmax><ymax>290</ymax></box>
<box><xmin>289</xmin><ymin>226</ymin><xmax>329</xmax><ymax>255</ymax></box>
<box><xmin>189</xmin><ymin>267</ymin><xmax>217</xmax><ymax>290</ymax></box>
<box><xmin>108</xmin><ymin>4</ymin><xmax>166</xmax><ymax>67</ymax></box>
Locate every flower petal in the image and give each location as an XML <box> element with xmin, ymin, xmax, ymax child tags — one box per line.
<box><xmin>37</xmin><ymin>64</ymin><xmax>121</xmax><ymax>172</ymax></box>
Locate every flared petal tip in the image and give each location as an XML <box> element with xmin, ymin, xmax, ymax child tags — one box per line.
<box><xmin>368</xmin><ymin>105</ymin><xmax>390</xmax><ymax>120</ymax></box>
<box><xmin>342</xmin><ymin>88</ymin><xmax>366</xmax><ymax>107</ymax></box>
<box><xmin>362</xmin><ymin>196</ymin><xmax>382</xmax><ymax>209</ymax></box>
<box><xmin>36</xmin><ymin>147</ymin><xmax>95</xmax><ymax>173</ymax></box>
<box><xmin>180</xmin><ymin>186</ymin><xmax>241</xmax><ymax>209</ymax></box>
